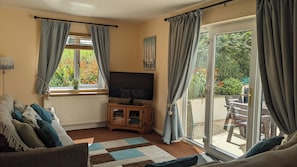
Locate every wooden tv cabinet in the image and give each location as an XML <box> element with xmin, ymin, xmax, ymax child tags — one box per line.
<box><xmin>107</xmin><ymin>102</ymin><xmax>152</xmax><ymax>133</ymax></box>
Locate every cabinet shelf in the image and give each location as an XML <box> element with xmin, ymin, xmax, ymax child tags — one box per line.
<box><xmin>107</xmin><ymin>103</ymin><xmax>152</xmax><ymax>133</ymax></box>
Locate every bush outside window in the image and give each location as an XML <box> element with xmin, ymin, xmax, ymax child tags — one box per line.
<box><xmin>188</xmin><ymin>30</ymin><xmax>251</xmax><ymax>98</ymax></box>
<box><xmin>49</xmin><ymin>33</ymin><xmax>104</xmax><ymax>91</ymax></box>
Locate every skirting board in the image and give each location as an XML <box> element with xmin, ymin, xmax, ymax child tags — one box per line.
<box><xmin>64</xmin><ymin>122</ymin><xmax>107</xmax><ymax>131</ymax></box>
<box><xmin>152</xmin><ymin>127</ymin><xmax>163</xmax><ymax>136</ymax></box>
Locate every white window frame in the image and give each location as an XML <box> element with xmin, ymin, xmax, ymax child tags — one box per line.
<box><xmin>49</xmin><ymin>33</ymin><xmax>106</xmax><ymax>93</ymax></box>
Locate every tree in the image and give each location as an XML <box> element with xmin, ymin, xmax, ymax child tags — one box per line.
<box><xmin>215</xmin><ymin>31</ymin><xmax>251</xmax><ymax>82</ymax></box>
<box><xmin>189</xmin><ymin>30</ymin><xmax>252</xmax><ymax>96</ymax></box>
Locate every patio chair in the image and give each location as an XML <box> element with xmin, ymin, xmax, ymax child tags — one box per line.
<box><xmin>226</xmin><ymin>102</ymin><xmax>271</xmax><ymax>142</ymax></box>
<box><xmin>226</xmin><ymin>103</ymin><xmax>248</xmax><ymax>142</ymax></box>
<box><xmin>223</xmin><ymin>95</ymin><xmax>242</xmax><ymax>130</ymax></box>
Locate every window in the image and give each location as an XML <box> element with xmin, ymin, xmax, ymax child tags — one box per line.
<box><xmin>49</xmin><ymin>33</ymin><xmax>104</xmax><ymax>91</ymax></box>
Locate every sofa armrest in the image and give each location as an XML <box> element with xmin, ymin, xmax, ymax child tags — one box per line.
<box><xmin>0</xmin><ymin>143</ymin><xmax>89</xmax><ymax>167</ymax></box>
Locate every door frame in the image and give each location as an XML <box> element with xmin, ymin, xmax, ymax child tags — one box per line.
<box><xmin>200</xmin><ymin>16</ymin><xmax>262</xmax><ymax>160</ymax></box>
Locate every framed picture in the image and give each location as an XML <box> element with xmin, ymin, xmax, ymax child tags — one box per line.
<box><xmin>143</xmin><ymin>36</ymin><xmax>156</xmax><ymax>71</ymax></box>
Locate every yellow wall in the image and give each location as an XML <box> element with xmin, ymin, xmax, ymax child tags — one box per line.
<box><xmin>139</xmin><ymin>18</ymin><xmax>169</xmax><ymax>134</ymax></box>
<box><xmin>139</xmin><ymin>0</ymin><xmax>256</xmax><ymax>133</ymax></box>
<box><xmin>0</xmin><ymin>5</ymin><xmax>141</xmax><ymax>104</ymax></box>
<box><xmin>0</xmin><ymin>0</ymin><xmax>256</xmax><ymax>134</ymax></box>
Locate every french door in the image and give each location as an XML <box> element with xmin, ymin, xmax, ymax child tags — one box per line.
<box><xmin>185</xmin><ymin>16</ymin><xmax>267</xmax><ymax>160</ymax></box>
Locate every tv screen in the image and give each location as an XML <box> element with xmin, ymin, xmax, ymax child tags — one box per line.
<box><xmin>109</xmin><ymin>72</ymin><xmax>154</xmax><ymax>101</ymax></box>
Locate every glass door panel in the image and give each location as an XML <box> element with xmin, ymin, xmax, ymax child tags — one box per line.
<box><xmin>211</xmin><ymin>30</ymin><xmax>252</xmax><ymax>156</ymax></box>
<box><xmin>187</xmin><ymin>32</ymin><xmax>209</xmax><ymax>145</ymax></box>
<box><xmin>194</xmin><ymin>17</ymin><xmax>262</xmax><ymax>161</ymax></box>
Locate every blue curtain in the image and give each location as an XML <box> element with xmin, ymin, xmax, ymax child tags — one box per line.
<box><xmin>36</xmin><ymin>20</ymin><xmax>70</xmax><ymax>94</ymax></box>
<box><xmin>163</xmin><ymin>10</ymin><xmax>201</xmax><ymax>144</ymax></box>
<box><xmin>257</xmin><ymin>0</ymin><xmax>297</xmax><ymax>134</ymax></box>
<box><xmin>90</xmin><ymin>25</ymin><xmax>110</xmax><ymax>88</ymax></box>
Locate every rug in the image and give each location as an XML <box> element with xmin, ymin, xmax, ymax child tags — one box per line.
<box><xmin>88</xmin><ymin>137</ymin><xmax>176</xmax><ymax>167</ymax></box>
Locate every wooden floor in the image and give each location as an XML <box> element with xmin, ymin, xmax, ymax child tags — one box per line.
<box><xmin>67</xmin><ymin>127</ymin><xmax>204</xmax><ymax>158</ymax></box>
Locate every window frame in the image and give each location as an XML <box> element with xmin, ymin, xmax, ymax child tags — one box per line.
<box><xmin>49</xmin><ymin>33</ymin><xmax>107</xmax><ymax>95</ymax></box>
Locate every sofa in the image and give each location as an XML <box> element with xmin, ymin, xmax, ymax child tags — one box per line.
<box><xmin>0</xmin><ymin>95</ymin><xmax>89</xmax><ymax>167</ymax></box>
<box><xmin>194</xmin><ymin>132</ymin><xmax>297</xmax><ymax>167</ymax></box>
<box><xmin>147</xmin><ymin>131</ymin><xmax>297</xmax><ymax>167</ymax></box>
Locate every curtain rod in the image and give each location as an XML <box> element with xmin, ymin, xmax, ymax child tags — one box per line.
<box><xmin>164</xmin><ymin>0</ymin><xmax>234</xmax><ymax>21</ymax></box>
<box><xmin>34</xmin><ymin>16</ymin><xmax>118</xmax><ymax>28</ymax></box>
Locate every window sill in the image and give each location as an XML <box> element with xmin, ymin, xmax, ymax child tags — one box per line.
<box><xmin>48</xmin><ymin>89</ymin><xmax>109</xmax><ymax>96</ymax></box>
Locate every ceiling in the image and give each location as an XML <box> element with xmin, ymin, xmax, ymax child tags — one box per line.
<box><xmin>0</xmin><ymin>0</ymin><xmax>207</xmax><ymax>22</ymax></box>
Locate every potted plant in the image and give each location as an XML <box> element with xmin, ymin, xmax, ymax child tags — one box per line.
<box><xmin>73</xmin><ymin>79</ymin><xmax>79</xmax><ymax>90</ymax></box>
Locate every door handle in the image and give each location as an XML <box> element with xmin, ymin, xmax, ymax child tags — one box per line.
<box><xmin>248</xmin><ymin>87</ymin><xmax>252</xmax><ymax>106</ymax></box>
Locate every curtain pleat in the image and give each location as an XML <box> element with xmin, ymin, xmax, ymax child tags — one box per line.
<box><xmin>36</xmin><ymin>20</ymin><xmax>70</xmax><ymax>94</ymax></box>
<box><xmin>257</xmin><ymin>0</ymin><xmax>297</xmax><ymax>134</ymax></box>
<box><xmin>163</xmin><ymin>11</ymin><xmax>201</xmax><ymax>144</ymax></box>
<box><xmin>90</xmin><ymin>25</ymin><xmax>110</xmax><ymax>88</ymax></box>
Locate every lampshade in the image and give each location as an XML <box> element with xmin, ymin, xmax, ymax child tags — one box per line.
<box><xmin>0</xmin><ymin>57</ymin><xmax>14</xmax><ymax>69</ymax></box>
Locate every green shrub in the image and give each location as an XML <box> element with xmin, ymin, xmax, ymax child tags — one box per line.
<box><xmin>215</xmin><ymin>77</ymin><xmax>242</xmax><ymax>95</ymax></box>
<box><xmin>188</xmin><ymin>71</ymin><xmax>207</xmax><ymax>99</ymax></box>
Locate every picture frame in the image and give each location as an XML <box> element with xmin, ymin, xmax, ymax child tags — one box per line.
<box><xmin>143</xmin><ymin>36</ymin><xmax>156</xmax><ymax>71</ymax></box>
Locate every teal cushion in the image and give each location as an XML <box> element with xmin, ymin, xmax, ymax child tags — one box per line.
<box><xmin>145</xmin><ymin>155</ymin><xmax>198</xmax><ymax>167</ymax></box>
<box><xmin>31</xmin><ymin>103</ymin><xmax>52</xmax><ymax>124</ymax></box>
<box><xmin>37</xmin><ymin>119</ymin><xmax>62</xmax><ymax>148</ymax></box>
<box><xmin>11</xmin><ymin>109</ymin><xmax>23</xmax><ymax>122</ymax></box>
<box><xmin>245</xmin><ymin>136</ymin><xmax>284</xmax><ymax>158</ymax></box>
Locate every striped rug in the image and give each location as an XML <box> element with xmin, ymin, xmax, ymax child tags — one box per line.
<box><xmin>89</xmin><ymin>137</ymin><xmax>176</xmax><ymax>167</ymax></box>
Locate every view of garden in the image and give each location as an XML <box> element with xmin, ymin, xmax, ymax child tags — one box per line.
<box><xmin>188</xmin><ymin>30</ymin><xmax>252</xmax><ymax>99</ymax></box>
<box><xmin>187</xmin><ymin>30</ymin><xmax>253</xmax><ymax>156</ymax></box>
<box><xmin>49</xmin><ymin>49</ymin><xmax>98</xmax><ymax>88</ymax></box>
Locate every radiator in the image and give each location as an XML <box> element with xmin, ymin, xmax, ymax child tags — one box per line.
<box><xmin>43</xmin><ymin>95</ymin><xmax>108</xmax><ymax>130</ymax></box>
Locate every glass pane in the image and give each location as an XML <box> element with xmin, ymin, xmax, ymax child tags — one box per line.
<box><xmin>112</xmin><ymin>109</ymin><xmax>125</xmax><ymax>125</ymax></box>
<box><xmin>79</xmin><ymin>50</ymin><xmax>99</xmax><ymax>86</ymax></box>
<box><xmin>50</xmin><ymin>49</ymin><xmax>74</xmax><ymax>87</ymax></box>
<box><xmin>187</xmin><ymin>32</ymin><xmax>208</xmax><ymax>144</ymax></box>
<box><xmin>212</xmin><ymin>30</ymin><xmax>252</xmax><ymax>157</ymax></box>
<box><xmin>67</xmin><ymin>35</ymin><xmax>93</xmax><ymax>47</ymax></box>
<box><xmin>128</xmin><ymin>110</ymin><xmax>140</xmax><ymax>125</ymax></box>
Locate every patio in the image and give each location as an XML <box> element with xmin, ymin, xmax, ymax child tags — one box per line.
<box><xmin>190</xmin><ymin>119</ymin><xmax>247</xmax><ymax>156</ymax></box>
<box><xmin>187</xmin><ymin>96</ymin><xmax>276</xmax><ymax>157</ymax></box>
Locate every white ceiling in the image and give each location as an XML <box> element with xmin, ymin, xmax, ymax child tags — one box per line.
<box><xmin>0</xmin><ymin>0</ymin><xmax>207</xmax><ymax>22</ymax></box>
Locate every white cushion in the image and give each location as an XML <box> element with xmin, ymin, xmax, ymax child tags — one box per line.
<box><xmin>51</xmin><ymin>120</ymin><xmax>74</xmax><ymax>146</ymax></box>
<box><xmin>22</xmin><ymin>106</ymin><xmax>41</xmax><ymax>129</ymax></box>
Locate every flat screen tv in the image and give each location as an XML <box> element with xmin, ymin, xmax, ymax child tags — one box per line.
<box><xmin>109</xmin><ymin>72</ymin><xmax>154</xmax><ymax>104</ymax></box>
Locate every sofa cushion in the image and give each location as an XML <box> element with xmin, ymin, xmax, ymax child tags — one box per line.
<box><xmin>12</xmin><ymin>119</ymin><xmax>45</xmax><ymax>148</ymax></box>
<box><xmin>45</xmin><ymin>107</ymin><xmax>60</xmax><ymax>123</ymax></box>
<box><xmin>31</xmin><ymin>103</ymin><xmax>52</xmax><ymax>124</ymax></box>
<box><xmin>11</xmin><ymin>109</ymin><xmax>23</xmax><ymax>122</ymax></box>
<box><xmin>37</xmin><ymin>119</ymin><xmax>62</xmax><ymax>147</ymax></box>
<box><xmin>22</xmin><ymin>106</ymin><xmax>41</xmax><ymax>129</ymax></box>
<box><xmin>145</xmin><ymin>155</ymin><xmax>198</xmax><ymax>167</ymax></box>
<box><xmin>51</xmin><ymin>120</ymin><xmax>74</xmax><ymax>146</ymax></box>
<box><xmin>245</xmin><ymin>136</ymin><xmax>284</xmax><ymax>158</ymax></box>
<box><xmin>0</xmin><ymin>96</ymin><xmax>30</xmax><ymax>151</ymax></box>
<box><xmin>14</xmin><ymin>99</ymin><xmax>26</xmax><ymax>113</ymax></box>
<box><xmin>272</xmin><ymin>131</ymin><xmax>297</xmax><ymax>150</ymax></box>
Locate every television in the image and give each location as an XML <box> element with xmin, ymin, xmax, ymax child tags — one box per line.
<box><xmin>109</xmin><ymin>72</ymin><xmax>154</xmax><ymax>105</ymax></box>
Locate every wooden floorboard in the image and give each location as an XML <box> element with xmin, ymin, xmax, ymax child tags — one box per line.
<box><xmin>67</xmin><ymin>127</ymin><xmax>204</xmax><ymax>158</ymax></box>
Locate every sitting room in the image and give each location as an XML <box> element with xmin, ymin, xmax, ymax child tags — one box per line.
<box><xmin>0</xmin><ymin>0</ymin><xmax>297</xmax><ymax>166</ymax></box>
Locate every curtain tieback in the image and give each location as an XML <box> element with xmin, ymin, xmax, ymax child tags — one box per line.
<box><xmin>36</xmin><ymin>75</ymin><xmax>50</xmax><ymax>94</ymax></box>
<box><xmin>167</xmin><ymin>103</ymin><xmax>175</xmax><ymax>116</ymax></box>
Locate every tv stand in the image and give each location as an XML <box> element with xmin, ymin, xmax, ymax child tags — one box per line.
<box><xmin>118</xmin><ymin>101</ymin><xmax>143</xmax><ymax>106</ymax></box>
<box><xmin>107</xmin><ymin>102</ymin><xmax>152</xmax><ymax>133</ymax></box>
